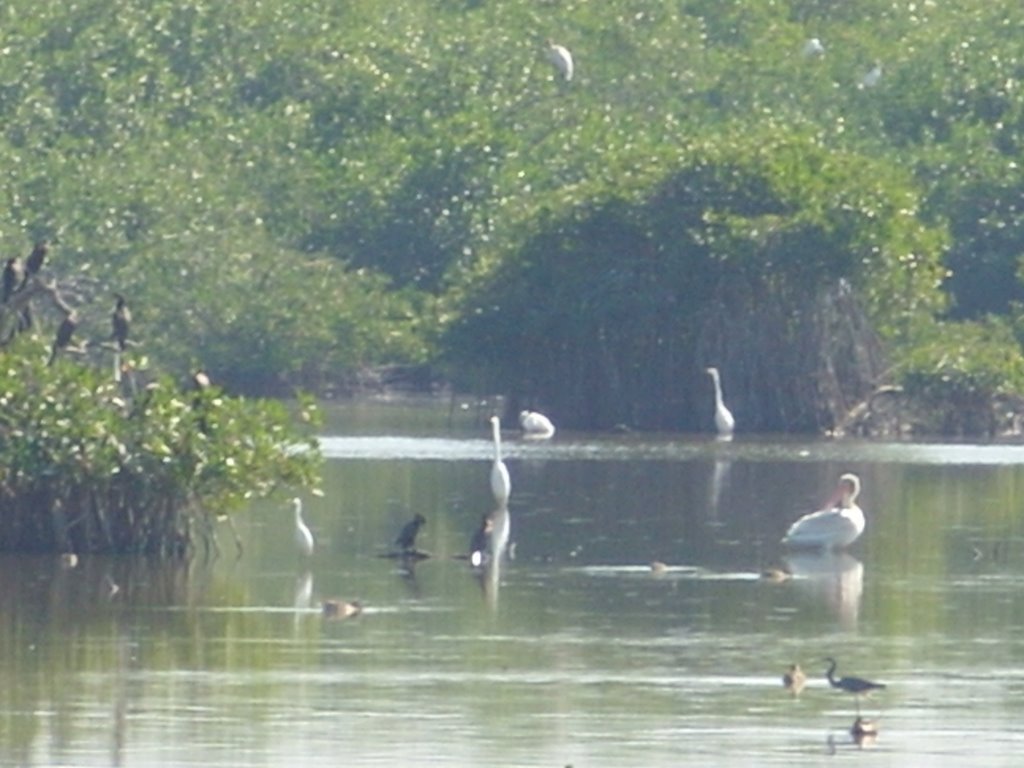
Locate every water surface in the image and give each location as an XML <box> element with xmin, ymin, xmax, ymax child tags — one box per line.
<box><xmin>2</xmin><ymin>400</ymin><xmax>1024</xmax><ymax>766</ymax></box>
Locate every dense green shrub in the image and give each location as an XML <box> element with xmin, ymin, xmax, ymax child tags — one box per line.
<box><xmin>0</xmin><ymin>336</ymin><xmax>320</xmax><ymax>554</ymax></box>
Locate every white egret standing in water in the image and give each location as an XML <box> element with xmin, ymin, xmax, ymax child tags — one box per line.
<box><xmin>705</xmin><ymin>367</ymin><xmax>735</xmax><ymax>438</ymax></box>
<box><xmin>489</xmin><ymin>416</ymin><xmax>511</xmax><ymax>506</ymax></box>
<box><xmin>782</xmin><ymin>473</ymin><xmax>865</xmax><ymax>549</ymax></box>
<box><xmin>292</xmin><ymin>497</ymin><xmax>314</xmax><ymax>557</ymax></box>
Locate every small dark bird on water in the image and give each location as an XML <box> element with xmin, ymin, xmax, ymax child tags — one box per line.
<box><xmin>2</xmin><ymin>257</ymin><xmax>23</xmax><ymax>303</ymax></box>
<box><xmin>322</xmin><ymin>599</ymin><xmax>363</xmax><ymax>620</ymax></box>
<box><xmin>824</xmin><ymin>657</ymin><xmax>886</xmax><ymax>713</ymax></box>
<box><xmin>111</xmin><ymin>293</ymin><xmax>131</xmax><ymax>350</ymax></box>
<box><xmin>783</xmin><ymin>663</ymin><xmax>806</xmax><ymax>696</ymax></box>
<box><xmin>48</xmin><ymin>310</ymin><xmax>78</xmax><ymax>365</ymax></box>
<box><xmin>24</xmin><ymin>240</ymin><xmax>48</xmax><ymax>280</ymax></box>
<box><xmin>395</xmin><ymin>513</ymin><xmax>426</xmax><ymax>552</ymax></box>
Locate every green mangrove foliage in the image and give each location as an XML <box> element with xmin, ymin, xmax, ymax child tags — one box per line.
<box><xmin>0</xmin><ymin>1</ymin><xmax>1020</xmax><ymax>428</ymax></box>
<box><xmin>445</xmin><ymin>130</ymin><xmax>947</xmax><ymax>431</ymax></box>
<box><xmin>0</xmin><ymin>337</ymin><xmax>320</xmax><ymax>555</ymax></box>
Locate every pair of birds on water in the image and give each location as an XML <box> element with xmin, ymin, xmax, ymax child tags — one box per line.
<box><xmin>785</xmin><ymin>658</ymin><xmax>886</xmax><ymax>741</ymax></box>
<box><xmin>707</xmin><ymin>366</ymin><xmax>869</xmax><ymax>549</ymax></box>
<box><xmin>292</xmin><ymin>499</ymin><xmax>428</xmax><ymax>559</ymax></box>
<box><xmin>291</xmin><ymin>498</ymin><xmax>425</xmax><ymax>620</ymax></box>
<box><xmin>785</xmin><ymin>658</ymin><xmax>887</xmax><ymax>709</ymax></box>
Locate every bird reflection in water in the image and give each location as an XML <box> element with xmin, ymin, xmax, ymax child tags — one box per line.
<box><xmin>469</xmin><ymin>506</ymin><xmax>511</xmax><ymax>608</ymax></box>
<box><xmin>293</xmin><ymin>571</ymin><xmax>313</xmax><ymax>611</ymax></box>
<box><xmin>783</xmin><ymin>550</ymin><xmax>863</xmax><ymax>628</ymax></box>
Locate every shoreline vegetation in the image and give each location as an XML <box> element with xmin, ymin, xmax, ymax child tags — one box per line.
<box><xmin>0</xmin><ymin>286</ymin><xmax>320</xmax><ymax>555</ymax></box>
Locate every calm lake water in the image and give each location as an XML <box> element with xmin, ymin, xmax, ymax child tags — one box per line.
<box><xmin>3</xmin><ymin>398</ymin><xmax>1024</xmax><ymax>766</ymax></box>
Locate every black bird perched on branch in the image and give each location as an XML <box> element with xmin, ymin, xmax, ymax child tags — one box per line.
<box><xmin>48</xmin><ymin>310</ymin><xmax>78</xmax><ymax>365</ymax></box>
<box><xmin>395</xmin><ymin>513</ymin><xmax>426</xmax><ymax>553</ymax></box>
<box><xmin>111</xmin><ymin>293</ymin><xmax>131</xmax><ymax>350</ymax></box>
<box><xmin>2</xmin><ymin>258</ymin><xmax>23</xmax><ymax>303</ymax></box>
<box><xmin>823</xmin><ymin>657</ymin><xmax>887</xmax><ymax>713</ymax></box>
<box><xmin>24</xmin><ymin>240</ymin><xmax>48</xmax><ymax>281</ymax></box>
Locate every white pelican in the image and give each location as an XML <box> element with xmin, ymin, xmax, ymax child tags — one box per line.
<box><xmin>782</xmin><ymin>473</ymin><xmax>865</xmax><ymax>549</ymax></box>
<box><xmin>519</xmin><ymin>409</ymin><xmax>556</xmax><ymax>438</ymax></box>
<box><xmin>802</xmin><ymin>37</ymin><xmax>825</xmax><ymax>57</ymax></box>
<box><xmin>859</xmin><ymin>62</ymin><xmax>882</xmax><ymax>88</ymax></box>
<box><xmin>489</xmin><ymin>415</ymin><xmax>511</xmax><ymax>506</ymax></box>
<box><xmin>292</xmin><ymin>497</ymin><xmax>314</xmax><ymax>557</ymax></box>
<box><xmin>705</xmin><ymin>367</ymin><xmax>735</xmax><ymax>438</ymax></box>
<box><xmin>547</xmin><ymin>41</ymin><xmax>574</xmax><ymax>81</ymax></box>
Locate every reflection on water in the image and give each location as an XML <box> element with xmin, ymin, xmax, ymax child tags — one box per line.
<box><xmin>4</xmin><ymin>413</ymin><xmax>1024</xmax><ymax>765</ymax></box>
<box><xmin>784</xmin><ymin>551</ymin><xmax>864</xmax><ymax>628</ymax></box>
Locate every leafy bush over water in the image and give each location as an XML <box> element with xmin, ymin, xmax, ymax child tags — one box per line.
<box><xmin>0</xmin><ymin>338</ymin><xmax>320</xmax><ymax>554</ymax></box>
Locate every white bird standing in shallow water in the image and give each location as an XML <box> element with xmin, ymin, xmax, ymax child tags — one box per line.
<box><xmin>547</xmin><ymin>41</ymin><xmax>574</xmax><ymax>82</ymax></box>
<box><xmin>519</xmin><ymin>409</ymin><xmax>556</xmax><ymax>439</ymax></box>
<box><xmin>782</xmin><ymin>473</ymin><xmax>865</xmax><ymax>549</ymax></box>
<box><xmin>292</xmin><ymin>497</ymin><xmax>314</xmax><ymax>557</ymax></box>
<box><xmin>705</xmin><ymin>367</ymin><xmax>735</xmax><ymax>438</ymax></box>
<box><xmin>489</xmin><ymin>415</ymin><xmax>511</xmax><ymax>506</ymax></box>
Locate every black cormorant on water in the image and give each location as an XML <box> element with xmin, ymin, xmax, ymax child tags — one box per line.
<box><xmin>48</xmin><ymin>310</ymin><xmax>78</xmax><ymax>365</ymax></box>
<box><xmin>395</xmin><ymin>514</ymin><xmax>426</xmax><ymax>552</ymax></box>
<box><xmin>111</xmin><ymin>293</ymin><xmax>131</xmax><ymax>350</ymax></box>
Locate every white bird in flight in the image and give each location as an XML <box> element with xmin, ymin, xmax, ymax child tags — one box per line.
<box><xmin>547</xmin><ymin>41</ymin><xmax>574</xmax><ymax>82</ymax></box>
<box><xmin>782</xmin><ymin>473</ymin><xmax>865</xmax><ymax>549</ymax></box>
<box><xmin>519</xmin><ymin>409</ymin><xmax>556</xmax><ymax>439</ymax></box>
<box><xmin>292</xmin><ymin>497</ymin><xmax>314</xmax><ymax>557</ymax></box>
<box><xmin>705</xmin><ymin>367</ymin><xmax>735</xmax><ymax>438</ymax></box>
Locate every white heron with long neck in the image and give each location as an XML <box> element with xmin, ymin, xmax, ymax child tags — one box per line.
<box><xmin>782</xmin><ymin>473</ymin><xmax>865</xmax><ymax>549</ymax></box>
<box><xmin>292</xmin><ymin>497</ymin><xmax>314</xmax><ymax>557</ymax></box>
<box><xmin>705</xmin><ymin>367</ymin><xmax>735</xmax><ymax>438</ymax></box>
<box><xmin>489</xmin><ymin>415</ymin><xmax>511</xmax><ymax>506</ymax></box>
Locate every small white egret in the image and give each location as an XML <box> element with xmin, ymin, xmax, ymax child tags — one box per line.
<box><xmin>859</xmin><ymin>62</ymin><xmax>882</xmax><ymax>88</ymax></box>
<box><xmin>782</xmin><ymin>473</ymin><xmax>865</xmax><ymax>549</ymax></box>
<box><xmin>292</xmin><ymin>497</ymin><xmax>314</xmax><ymax>557</ymax></box>
<box><xmin>802</xmin><ymin>37</ymin><xmax>825</xmax><ymax>57</ymax></box>
<box><xmin>705</xmin><ymin>367</ymin><xmax>735</xmax><ymax>438</ymax></box>
<box><xmin>547</xmin><ymin>41</ymin><xmax>574</xmax><ymax>82</ymax></box>
<box><xmin>519</xmin><ymin>409</ymin><xmax>556</xmax><ymax>439</ymax></box>
<box><xmin>489</xmin><ymin>415</ymin><xmax>511</xmax><ymax>506</ymax></box>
